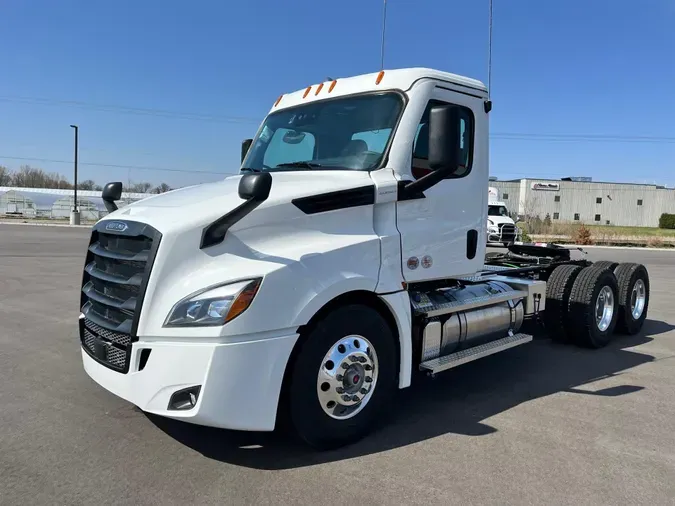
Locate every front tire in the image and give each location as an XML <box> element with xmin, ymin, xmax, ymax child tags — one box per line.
<box><xmin>568</xmin><ymin>266</ymin><xmax>620</xmax><ymax>348</ymax></box>
<box><xmin>287</xmin><ymin>304</ymin><xmax>397</xmax><ymax>450</ymax></box>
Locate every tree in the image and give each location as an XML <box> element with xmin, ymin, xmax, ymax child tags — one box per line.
<box><xmin>77</xmin><ymin>179</ymin><xmax>97</xmax><ymax>190</ymax></box>
<box><xmin>0</xmin><ymin>166</ymin><xmax>11</xmax><ymax>186</ymax></box>
<box><xmin>543</xmin><ymin>213</ymin><xmax>552</xmax><ymax>228</ymax></box>
<box><xmin>152</xmin><ymin>182</ymin><xmax>172</xmax><ymax>194</ymax></box>
<box><xmin>127</xmin><ymin>182</ymin><xmax>152</xmax><ymax>193</ymax></box>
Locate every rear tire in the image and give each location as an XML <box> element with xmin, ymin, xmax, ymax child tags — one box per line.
<box><xmin>613</xmin><ymin>263</ymin><xmax>650</xmax><ymax>335</ymax></box>
<box><xmin>592</xmin><ymin>260</ymin><xmax>619</xmax><ymax>271</ymax></box>
<box><xmin>544</xmin><ymin>264</ymin><xmax>583</xmax><ymax>343</ymax></box>
<box><xmin>286</xmin><ymin>304</ymin><xmax>397</xmax><ymax>450</ymax></box>
<box><xmin>568</xmin><ymin>266</ymin><xmax>620</xmax><ymax>348</ymax></box>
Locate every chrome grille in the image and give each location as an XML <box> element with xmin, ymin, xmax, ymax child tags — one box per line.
<box><xmin>79</xmin><ymin>220</ymin><xmax>161</xmax><ymax>373</ymax></box>
<box><xmin>499</xmin><ymin>224</ymin><xmax>517</xmax><ymax>241</ymax></box>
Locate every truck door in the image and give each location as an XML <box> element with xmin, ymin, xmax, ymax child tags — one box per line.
<box><xmin>396</xmin><ymin>87</ymin><xmax>487</xmax><ymax>282</ymax></box>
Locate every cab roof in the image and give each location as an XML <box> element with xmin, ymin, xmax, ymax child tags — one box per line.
<box><xmin>270</xmin><ymin>67</ymin><xmax>488</xmax><ymax>113</ymax></box>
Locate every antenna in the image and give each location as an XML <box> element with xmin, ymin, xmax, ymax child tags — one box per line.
<box><xmin>487</xmin><ymin>0</ymin><xmax>493</xmax><ymax>98</ymax></box>
<box><xmin>380</xmin><ymin>0</ymin><xmax>387</xmax><ymax>70</ymax></box>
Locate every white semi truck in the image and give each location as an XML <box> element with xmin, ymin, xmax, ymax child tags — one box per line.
<box><xmin>79</xmin><ymin>68</ymin><xmax>650</xmax><ymax>450</ymax></box>
<box><xmin>486</xmin><ymin>186</ymin><xmax>520</xmax><ymax>246</ymax></box>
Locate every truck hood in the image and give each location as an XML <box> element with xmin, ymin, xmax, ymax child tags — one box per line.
<box><xmin>103</xmin><ymin>170</ymin><xmax>375</xmax><ymax>233</ymax></box>
<box><xmin>487</xmin><ymin>215</ymin><xmax>515</xmax><ymax>226</ymax></box>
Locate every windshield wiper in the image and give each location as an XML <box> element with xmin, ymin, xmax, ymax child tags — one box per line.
<box><xmin>240</xmin><ymin>167</ymin><xmax>262</xmax><ymax>172</ymax></box>
<box><xmin>275</xmin><ymin>161</ymin><xmax>322</xmax><ymax>169</ymax></box>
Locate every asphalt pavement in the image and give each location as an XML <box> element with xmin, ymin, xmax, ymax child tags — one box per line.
<box><xmin>1</xmin><ymin>224</ymin><xmax>674</xmax><ymax>505</ymax></box>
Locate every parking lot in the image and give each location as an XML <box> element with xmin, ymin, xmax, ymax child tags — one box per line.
<box><xmin>1</xmin><ymin>223</ymin><xmax>674</xmax><ymax>505</ymax></box>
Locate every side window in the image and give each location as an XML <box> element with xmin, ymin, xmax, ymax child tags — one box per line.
<box><xmin>262</xmin><ymin>127</ymin><xmax>315</xmax><ymax>168</ymax></box>
<box><xmin>412</xmin><ymin>100</ymin><xmax>474</xmax><ymax>180</ymax></box>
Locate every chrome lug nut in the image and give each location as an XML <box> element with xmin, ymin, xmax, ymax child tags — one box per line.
<box><xmin>336</xmin><ymin>374</ymin><xmax>344</xmax><ymax>381</ymax></box>
<box><xmin>342</xmin><ymin>394</ymin><xmax>351</xmax><ymax>402</ymax></box>
<box><xmin>349</xmin><ymin>356</ymin><xmax>358</xmax><ymax>362</ymax></box>
<box><xmin>341</xmin><ymin>363</ymin><xmax>349</xmax><ymax>369</ymax></box>
<box><xmin>336</xmin><ymin>387</ymin><xmax>344</xmax><ymax>394</ymax></box>
<box><xmin>364</xmin><ymin>364</ymin><xmax>372</xmax><ymax>371</ymax></box>
<box><xmin>351</xmin><ymin>395</ymin><xmax>360</xmax><ymax>402</ymax></box>
<box><xmin>360</xmin><ymin>388</ymin><xmax>368</xmax><ymax>394</ymax></box>
<box><xmin>359</xmin><ymin>357</ymin><xmax>367</xmax><ymax>363</ymax></box>
<box><xmin>365</xmin><ymin>376</ymin><xmax>372</xmax><ymax>383</ymax></box>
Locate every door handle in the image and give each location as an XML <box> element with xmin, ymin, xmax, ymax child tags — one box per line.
<box><xmin>466</xmin><ymin>229</ymin><xmax>478</xmax><ymax>259</ymax></box>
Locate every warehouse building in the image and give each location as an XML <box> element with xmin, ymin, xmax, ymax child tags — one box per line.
<box><xmin>488</xmin><ymin>178</ymin><xmax>675</xmax><ymax>228</ymax></box>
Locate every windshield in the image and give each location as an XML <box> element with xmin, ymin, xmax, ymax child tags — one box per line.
<box><xmin>241</xmin><ymin>92</ymin><xmax>404</xmax><ymax>172</ymax></box>
<box><xmin>488</xmin><ymin>205</ymin><xmax>509</xmax><ymax>217</ymax></box>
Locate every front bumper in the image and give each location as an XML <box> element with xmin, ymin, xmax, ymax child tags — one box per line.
<box><xmin>81</xmin><ymin>332</ymin><xmax>299</xmax><ymax>431</ymax></box>
<box><xmin>487</xmin><ymin>226</ymin><xmax>520</xmax><ymax>244</ymax></box>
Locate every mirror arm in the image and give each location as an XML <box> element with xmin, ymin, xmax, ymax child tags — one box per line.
<box><xmin>402</xmin><ymin>166</ymin><xmax>452</xmax><ymax>197</ymax></box>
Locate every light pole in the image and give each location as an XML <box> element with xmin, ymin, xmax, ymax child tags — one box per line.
<box><xmin>69</xmin><ymin>124</ymin><xmax>80</xmax><ymax>225</ymax></box>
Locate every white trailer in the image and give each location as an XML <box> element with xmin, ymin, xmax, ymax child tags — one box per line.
<box><xmin>78</xmin><ymin>68</ymin><xmax>651</xmax><ymax>450</ymax></box>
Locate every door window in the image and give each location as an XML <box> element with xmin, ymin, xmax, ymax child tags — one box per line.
<box><xmin>411</xmin><ymin>100</ymin><xmax>474</xmax><ymax>180</ymax></box>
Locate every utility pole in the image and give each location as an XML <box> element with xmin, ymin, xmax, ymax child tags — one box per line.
<box><xmin>69</xmin><ymin>124</ymin><xmax>80</xmax><ymax>225</ymax></box>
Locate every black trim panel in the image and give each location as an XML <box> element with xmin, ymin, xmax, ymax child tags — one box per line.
<box><xmin>435</xmin><ymin>85</ymin><xmax>484</xmax><ymax>100</ymax></box>
<box><xmin>292</xmin><ymin>185</ymin><xmax>375</xmax><ymax>214</ymax></box>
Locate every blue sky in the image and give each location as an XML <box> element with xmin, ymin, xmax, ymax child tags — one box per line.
<box><xmin>1</xmin><ymin>0</ymin><xmax>673</xmax><ymax>188</ymax></box>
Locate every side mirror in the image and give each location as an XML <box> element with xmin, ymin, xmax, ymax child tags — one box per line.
<box><xmin>238</xmin><ymin>172</ymin><xmax>272</xmax><ymax>202</ymax></box>
<box><xmin>241</xmin><ymin>138</ymin><xmax>253</xmax><ymax>163</ymax></box>
<box><xmin>102</xmin><ymin>182</ymin><xmax>123</xmax><ymax>213</ymax></box>
<box><xmin>402</xmin><ymin>104</ymin><xmax>464</xmax><ymax>198</ymax></box>
<box><xmin>428</xmin><ymin>104</ymin><xmax>463</xmax><ymax>171</ymax></box>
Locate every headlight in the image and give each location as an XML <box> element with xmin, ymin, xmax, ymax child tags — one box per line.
<box><xmin>164</xmin><ymin>278</ymin><xmax>261</xmax><ymax>327</ymax></box>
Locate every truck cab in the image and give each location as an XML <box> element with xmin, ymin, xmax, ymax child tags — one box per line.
<box><xmin>79</xmin><ymin>68</ymin><xmax>650</xmax><ymax>450</ymax></box>
<box><xmin>486</xmin><ymin>187</ymin><xmax>520</xmax><ymax>246</ymax></box>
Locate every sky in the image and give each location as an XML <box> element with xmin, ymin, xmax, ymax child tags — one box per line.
<box><xmin>1</xmin><ymin>0</ymin><xmax>674</xmax><ymax>189</ymax></box>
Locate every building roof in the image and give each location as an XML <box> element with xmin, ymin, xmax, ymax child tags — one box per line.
<box><xmin>491</xmin><ymin>178</ymin><xmax>671</xmax><ymax>189</ymax></box>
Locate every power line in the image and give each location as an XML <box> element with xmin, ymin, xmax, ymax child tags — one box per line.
<box><xmin>0</xmin><ymin>96</ymin><xmax>261</xmax><ymax>124</ymax></box>
<box><xmin>2</xmin><ymin>94</ymin><xmax>675</xmax><ymax>143</ymax></box>
<box><xmin>0</xmin><ymin>155</ymin><xmax>230</xmax><ymax>175</ymax></box>
<box><xmin>0</xmin><ymin>94</ymin><xmax>675</xmax><ymax>144</ymax></box>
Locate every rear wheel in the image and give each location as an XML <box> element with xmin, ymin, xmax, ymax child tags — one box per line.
<box><xmin>614</xmin><ymin>263</ymin><xmax>650</xmax><ymax>335</ymax></box>
<box><xmin>544</xmin><ymin>264</ymin><xmax>583</xmax><ymax>343</ymax></box>
<box><xmin>568</xmin><ymin>266</ymin><xmax>619</xmax><ymax>348</ymax></box>
<box><xmin>592</xmin><ymin>261</ymin><xmax>619</xmax><ymax>271</ymax></box>
<box><xmin>286</xmin><ymin>304</ymin><xmax>397</xmax><ymax>450</ymax></box>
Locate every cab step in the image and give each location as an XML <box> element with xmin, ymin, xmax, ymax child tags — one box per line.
<box><xmin>419</xmin><ymin>332</ymin><xmax>533</xmax><ymax>375</ymax></box>
<box><xmin>412</xmin><ymin>289</ymin><xmax>528</xmax><ymax>318</ymax></box>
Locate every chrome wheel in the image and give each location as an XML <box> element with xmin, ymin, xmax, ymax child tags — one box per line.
<box><xmin>595</xmin><ymin>285</ymin><xmax>615</xmax><ymax>331</ymax></box>
<box><xmin>316</xmin><ymin>335</ymin><xmax>378</xmax><ymax>420</ymax></box>
<box><xmin>630</xmin><ymin>279</ymin><xmax>646</xmax><ymax>320</ymax></box>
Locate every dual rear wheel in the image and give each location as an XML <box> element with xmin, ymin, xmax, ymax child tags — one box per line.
<box><xmin>544</xmin><ymin>262</ymin><xmax>650</xmax><ymax>348</ymax></box>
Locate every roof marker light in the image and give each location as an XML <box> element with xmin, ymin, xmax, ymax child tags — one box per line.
<box><xmin>315</xmin><ymin>83</ymin><xmax>324</xmax><ymax>95</ymax></box>
<box><xmin>375</xmin><ymin>71</ymin><xmax>385</xmax><ymax>85</ymax></box>
<box><xmin>274</xmin><ymin>95</ymin><xmax>283</xmax><ymax>107</ymax></box>
<box><xmin>328</xmin><ymin>80</ymin><xmax>337</xmax><ymax>93</ymax></box>
<box><xmin>303</xmin><ymin>86</ymin><xmax>312</xmax><ymax>98</ymax></box>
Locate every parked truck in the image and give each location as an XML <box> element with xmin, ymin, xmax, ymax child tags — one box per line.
<box><xmin>79</xmin><ymin>68</ymin><xmax>650</xmax><ymax>450</ymax></box>
<box><xmin>487</xmin><ymin>186</ymin><xmax>520</xmax><ymax>246</ymax></box>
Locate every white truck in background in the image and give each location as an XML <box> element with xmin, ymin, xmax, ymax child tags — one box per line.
<box><xmin>79</xmin><ymin>68</ymin><xmax>651</xmax><ymax>450</ymax></box>
<box><xmin>487</xmin><ymin>186</ymin><xmax>521</xmax><ymax>247</ymax></box>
